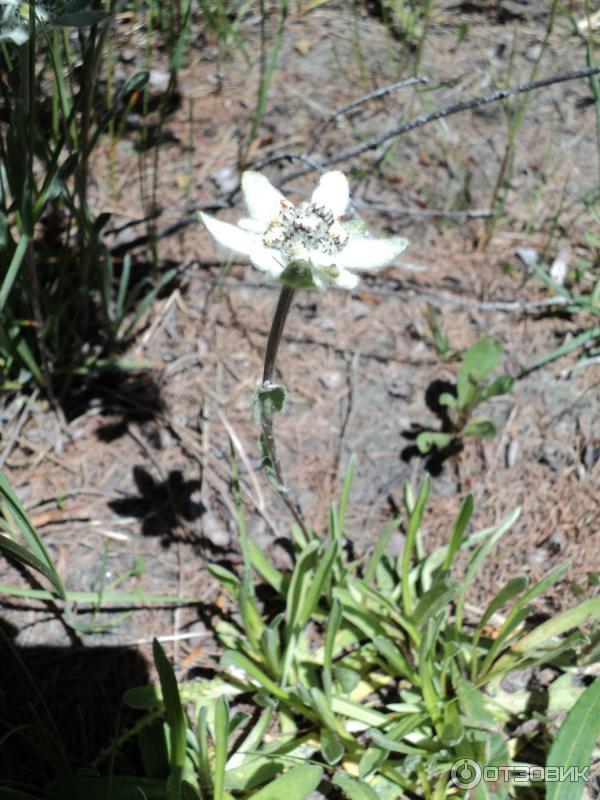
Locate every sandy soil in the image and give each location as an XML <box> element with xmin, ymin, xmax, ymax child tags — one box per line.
<box><xmin>1</xmin><ymin>0</ymin><xmax>598</xmax><ymax>675</ymax></box>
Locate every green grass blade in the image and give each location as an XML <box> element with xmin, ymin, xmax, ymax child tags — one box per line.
<box><xmin>529</xmin><ymin>326</ymin><xmax>600</xmax><ymax>370</ymax></box>
<box><xmin>0</xmin><ymin>583</ymin><xmax>199</xmax><ymax>605</ymax></box>
<box><xmin>0</xmin><ymin>470</ymin><xmax>65</xmax><ymax>598</ymax></box>
<box><xmin>0</xmin><ymin>535</ymin><xmax>61</xmax><ymax>594</ymax></box>
<box><xmin>0</xmin><ymin>235</ymin><xmax>29</xmax><ymax>312</ymax></box>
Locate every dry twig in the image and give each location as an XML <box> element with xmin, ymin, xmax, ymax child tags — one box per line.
<box><xmin>266</xmin><ymin>66</ymin><xmax>600</xmax><ymax>184</ymax></box>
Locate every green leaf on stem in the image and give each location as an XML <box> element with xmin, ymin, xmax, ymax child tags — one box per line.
<box><xmin>252</xmin><ymin>384</ymin><xmax>287</xmax><ymax>425</ymax></box>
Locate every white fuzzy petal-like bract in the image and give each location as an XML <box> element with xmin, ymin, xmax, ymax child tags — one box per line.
<box><xmin>336</xmin><ymin>236</ymin><xmax>409</xmax><ymax>271</ymax></box>
<box><xmin>199</xmin><ymin>212</ymin><xmax>283</xmax><ymax>277</ymax></box>
<box><xmin>332</xmin><ymin>268</ymin><xmax>360</xmax><ymax>290</ymax></box>
<box><xmin>199</xmin><ymin>212</ymin><xmax>260</xmax><ymax>256</ymax></box>
<box><xmin>310</xmin><ymin>171</ymin><xmax>350</xmax><ymax>218</ymax></box>
<box><xmin>241</xmin><ymin>171</ymin><xmax>287</xmax><ymax>227</ymax></box>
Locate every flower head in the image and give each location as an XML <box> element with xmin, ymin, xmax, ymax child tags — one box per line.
<box><xmin>199</xmin><ymin>170</ymin><xmax>409</xmax><ymax>291</ymax></box>
<box><xmin>0</xmin><ymin>0</ymin><xmax>52</xmax><ymax>44</ymax></box>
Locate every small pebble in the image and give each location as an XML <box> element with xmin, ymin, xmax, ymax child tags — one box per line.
<box><xmin>119</xmin><ymin>48</ymin><xmax>136</xmax><ymax>63</ymax></box>
<box><xmin>351</xmin><ymin>300</ymin><xmax>370</xmax><ymax>320</ymax></box>
<box><xmin>319</xmin><ymin>370</ymin><xmax>345</xmax><ymax>391</ymax></box>
<box><xmin>536</xmin><ymin>668</ymin><xmax>557</xmax><ymax>686</ymax></box>
<box><xmin>387</xmin><ymin>381</ymin><xmax>412</xmax><ymax>400</ymax></box>
<box><xmin>525</xmin><ymin>42</ymin><xmax>543</xmax><ymax>62</ymax></box>
<box><xmin>500</xmin><ymin>668</ymin><xmax>532</xmax><ymax>693</ymax></box>
<box><xmin>549</xmin><ymin>249</ymin><xmax>569</xmax><ymax>285</ymax></box>
<box><xmin>210</xmin><ymin>165</ymin><xmax>240</xmax><ymax>195</ymax></box>
<box><xmin>319</xmin><ymin>318</ymin><xmax>336</xmax><ymax>332</ymax></box>
<box><xmin>148</xmin><ymin>69</ymin><xmax>169</xmax><ymax>92</ymax></box>
<box><xmin>202</xmin><ymin>512</ymin><xmax>230</xmax><ymax>548</ymax></box>
<box><xmin>15</xmin><ymin>484</ymin><xmax>31</xmax><ymax>504</ymax></box>
<box><xmin>506</xmin><ymin>439</ymin><xmax>520</xmax><ymax>468</ymax></box>
<box><xmin>516</xmin><ymin>247</ymin><xmax>539</xmax><ymax>271</ymax></box>
<box><xmin>247</xmin><ymin>517</ymin><xmax>270</xmax><ymax>549</ymax></box>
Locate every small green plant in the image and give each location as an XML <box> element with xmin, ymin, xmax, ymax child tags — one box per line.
<box><xmin>423</xmin><ymin>303</ymin><xmax>459</xmax><ymax>362</ymax></box>
<box><xmin>416</xmin><ymin>336</ymin><xmax>514</xmax><ymax>455</ymax></box>
<box><xmin>28</xmin><ymin>471</ymin><xmax>598</xmax><ymax>799</ymax></box>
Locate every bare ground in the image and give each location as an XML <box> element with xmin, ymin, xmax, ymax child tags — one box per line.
<box><xmin>1</xmin><ymin>0</ymin><xmax>598</xmax><ymax>676</ymax></box>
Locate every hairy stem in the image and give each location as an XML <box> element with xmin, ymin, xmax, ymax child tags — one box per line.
<box><xmin>260</xmin><ymin>286</ymin><xmax>307</xmax><ymax>532</ymax></box>
<box><xmin>263</xmin><ymin>286</ymin><xmax>295</xmax><ymax>384</ymax></box>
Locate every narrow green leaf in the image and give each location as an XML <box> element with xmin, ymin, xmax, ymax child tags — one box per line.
<box><xmin>364</xmin><ymin>516</ymin><xmax>401</xmax><ymax>585</ymax></box>
<box><xmin>0</xmin><ymin>536</ymin><xmax>61</xmax><ymax>594</ymax></box>
<box><xmin>248</xmin><ymin>765</ymin><xmax>323</xmax><ymax>800</ymax></box>
<box><xmin>298</xmin><ymin>541</ymin><xmax>338</xmax><ymax>627</ymax></box>
<box><xmin>320</xmin><ymin>728</ymin><xmax>344</xmax><ymax>765</ymax></box>
<box><xmin>213</xmin><ymin>697</ymin><xmax>229</xmax><ymax>800</ymax></box>
<box><xmin>247</xmin><ymin>539</ymin><xmax>285</xmax><ymax>593</ymax></box>
<box><xmin>153</xmin><ymin>639</ymin><xmax>187</xmax><ymax>769</ymax></box>
<box><xmin>0</xmin><ymin>235</ymin><xmax>29</xmax><ymax>312</ymax></box>
<box><xmin>337</xmin><ymin>455</ymin><xmax>356</xmax><ymax>533</ymax></box>
<box><xmin>440</xmin><ymin>699</ymin><xmax>464</xmax><ymax>746</ymax></box>
<box><xmin>333</xmin><ymin>773</ymin><xmax>379</xmax><ymax>800</ymax></box>
<box><xmin>454</xmin><ymin>507</ymin><xmax>520</xmax><ymax>631</ymax></box>
<box><xmin>0</xmin><ymin>584</ymin><xmax>197</xmax><ymax>605</ymax></box>
<box><xmin>330</xmin><ymin>696</ymin><xmax>387</xmax><ymax>727</ymax></box>
<box><xmin>413</xmin><ymin>574</ymin><xmax>459</xmax><ymax>627</ymax></box>
<box><xmin>0</xmin><ymin>470</ymin><xmax>65</xmax><ymax>599</ymax></box>
<box><xmin>401</xmin><ymin>477</ymin><xmax>431</xmax><ymax>616</ymax></box>
<box><xmin>54</xmin><ymin>10</ymin><xmax>110</xmax><ymax>25</ymax></box>
<box><xmin>443</xmin><ymin>494</ymin><xmax>473</xmax><ymax>569</ymax></box>
<box><xmin>285</xmin><ymin>540</ymin><xmax>319</xmax><ymax>633</ymax></box>
<box><xmin>530</xmin><ymin>326</ymin><xmax>600</xmax><ymax>370</ymax></box>
<box><xmin>513</xmin><ymin>598</ymin><xmax>600</xmax><ymax>655</ymax></box>
<box><xmin>324</xmin><ymin>599</ymin><xmax>342</xmax><ymax>674</ymax></box>
<box><xmin>546</xmin><ymin>676</ymin><xmax>600</xmax><ymax>800</ymax></box>
<box><xmin>220</xmin><ymin>651</ymin><xmax>289</xmax><ymax>702</ymax></box>
<box><xmin>207</xmin><ymin>564</ymin><xmax>241</xmax><ymax>596</ymax></box>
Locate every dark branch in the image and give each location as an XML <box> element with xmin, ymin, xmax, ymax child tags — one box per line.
<box><xmin>273</xmin><ymin>66</ymin><xmax>600</xmax><ymax>185</ymax></box>
<box><xmin>306</xmin><ymin>75</ymin><xmax>429</xmax><ymax>155</ymax></box>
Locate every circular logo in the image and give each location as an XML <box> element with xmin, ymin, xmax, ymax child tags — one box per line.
<box><xmin>450</xmin><ymin>758</ymin><xmax>482</xmax><ymax>789</ymax></box>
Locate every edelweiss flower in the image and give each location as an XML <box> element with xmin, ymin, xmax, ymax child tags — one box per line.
<box><xmin>0</xmin><ymin>0</ymin><xmax>50</xmax><ymax>44</ymax></box>
<box><xmin>199</xmin><ymin>170</ymin><xmax>409</xmax><ymax>291</ymax></box>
